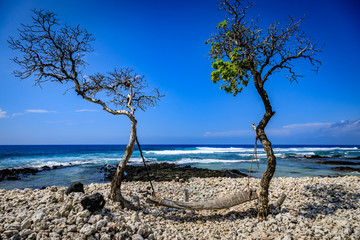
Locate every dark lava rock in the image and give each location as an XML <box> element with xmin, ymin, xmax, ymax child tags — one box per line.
<box><xmin>41</xmin><ymin>166</ymin><xmax>51</xmax><ymax>171</ymax></box>
<box><xmin>305</xmin><ymin>155</ymin><xmax>359</xmax><ymax>160</ymax></box>
<box><xmin>331</xmin><ymin>166</ymin><xmax>360</xmax><ymax>172</ymax></box>
<box><xmin>101</xmin><ymin>163</ymin><xmax>247</xmax><ymax>182</ymax></box>
<box><xmin>81</xmin><ymin>193</ymin><xmax>106</xmax><ymax>212</ymax></box>
<box><xmin>317</xmin><ymin>161</ymin><xmax>360</xmax><ymax>165</ymax></box>
<box><xmin>0</xmin><ymin>167</ymin><xmax>39</xmax><ymax>182</ymax></box>
<box><xmin>305</xmin><ymin>155</ymin><xmax>328</xmax><ymax>159</ymax></box>
<box><xmin>65</xmin><ymin>182</ymin><xmax>85</xmax><ymax>195</ymax></box>
<box><xmin>0</xmin><ymin>165</ymin><xmax>70</xmax><ymax>182</ymax></box>
<box><xmin>21</xmin><ymin>168</ymin><xmax>39</xmax><ymax>175</ymax></box>
<box><xmin>52</xmin><ymin>164</ymin><xmax>63</xmax><ymax>169</ymax></box>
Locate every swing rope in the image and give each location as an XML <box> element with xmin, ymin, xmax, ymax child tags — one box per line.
<box><xmin>245</xmin><ymin>124</ymin><xmax>260</xmax><ymax>193</ymax></box>
<box><xmin>135</xmin><ymin>136</ymin><xmax>156</xmax><ymax>196</ymax></box>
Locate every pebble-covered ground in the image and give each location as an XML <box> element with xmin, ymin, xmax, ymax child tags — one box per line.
<box><xmin>0</xmin><ymin>176</ymin><xmax>359</xmax><ymax>239</ymax></box>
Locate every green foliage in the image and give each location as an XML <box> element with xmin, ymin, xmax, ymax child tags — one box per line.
<box><xmin>210</xmin><ymin>57</ymin><xmax>249</xmax><ymax>96</ymax></box>
<box><xmin>217</xmin><ymin>20</ymin><xmax>227</xmax><ymax>29</ymax></box>
<box><xmin>206</xmin><ymin>24</ymin><xmax>250</xmax><ymax>97</ymax></box>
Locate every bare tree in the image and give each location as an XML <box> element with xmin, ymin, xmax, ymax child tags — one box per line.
<box><xmin>8</xmin><ymin>9</ymin><xmax>163</xmax><ymax>209</ymax></box>
<box><xmin>206</xmin><ymin>0</ymin><xmax>321</xmax><ymax>219</ymax></box>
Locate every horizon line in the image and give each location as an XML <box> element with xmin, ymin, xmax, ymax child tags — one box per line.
<box><xmin>0</xmin><ymin>143</ymin><xmax>359</xmax><ymax>146</ymax></box>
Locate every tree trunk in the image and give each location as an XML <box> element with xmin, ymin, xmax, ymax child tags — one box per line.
<box><xmin>256</xmin><ymin>129</ymin><xmax>276</xmax><ymax>219</ymax></box>
<box><xmin>110</xmin><ymin>117</ymin><xmax>138</xmax><ymax>209</ymax></box>
<box><xmin>254</xmin><ymin>73</ymin><xmax>277</xmax><ymax>219</ymax></box>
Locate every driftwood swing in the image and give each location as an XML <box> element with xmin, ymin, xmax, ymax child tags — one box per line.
<box><xmin>136</xmin><ymin>133</ymin><xmax>286</xmax><ymax>211</ymax></box>
<box><xmin>146</xmin><ymin>189</ymin><xmax>258</xmax><ymax>210</ymax></box>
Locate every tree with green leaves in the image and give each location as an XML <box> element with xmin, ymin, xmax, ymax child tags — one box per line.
<box><xmin>206</xmin><ymin>0</ymin><xmax>321</xmax><ymax>219</ymax></box>
<box><xmin>8</xmin><ymin>9</ymin><xmax>163</xmax><ymax>209</ymax></box>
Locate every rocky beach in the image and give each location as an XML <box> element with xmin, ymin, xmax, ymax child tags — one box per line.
<box><xmin>1</xmin><ymin>175</ymin><xmax>359</xmax><ymax>239</ymax></box>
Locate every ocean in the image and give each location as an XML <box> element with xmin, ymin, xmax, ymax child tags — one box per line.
<box><xmin>0</xmin><ymin>144</ymin><xmax>359</xmax><ymax>190</ymax></box>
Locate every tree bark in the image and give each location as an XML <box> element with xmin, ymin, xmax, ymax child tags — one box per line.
<box><xmin>253</xmin><ymin>73</ymin><xmax>277</xmax><ymax>219</ymax></box>
<box><xmin>110</xmin><ymin>116</ymin><xmax>139</xmax><ymax>209</ymax></box>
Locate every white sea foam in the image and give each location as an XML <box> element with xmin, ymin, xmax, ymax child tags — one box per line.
<box><xmin>145</xmin><ymin>146</ymin><xmax>359</xmax><ymax>156</ymax></box>
<box><xmin>145</xmin><ymin>147</ymin><xmax>254</xmax><ymax>155</ymax></box>
<box><xmin>237</xmin><ymin>153</ymin><xmax>284</xmax><ymax>158</ymax></box>
<box><xmin>175</xmin><ymin>158</ymin><xmax>252</xmax><ymax>164</ymax></box>
<box><xmin>128</xmin><ymin>157</ymin><xmax>157</xmax><ymax>164</ymax></box>
<box><xmin>273</xmin><ymin>147</ymin><xmax>358</xmax><ymax>152</ymax></box>
<box><xmin>196</xmin><ymin>147</ymin><xmax>253</xmax><ymax>152</ymax></box>
<box><xmin>26</xmin><ymin>159</ymin><xmax>94</xmax><ymax>168</ymax></box>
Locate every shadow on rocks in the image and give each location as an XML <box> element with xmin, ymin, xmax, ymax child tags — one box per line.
<box><xmin>150</xmin><ymin>207</ymin><xmax>258</xmax><ymax>223</ymax></box>
<box><xmin>299</xmin><ymin>183</ymin><xmax>360</xmax><ymax>219</ymax></box>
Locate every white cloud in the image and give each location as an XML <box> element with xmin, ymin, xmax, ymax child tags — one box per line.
<box><xmin>11</xmin><ymin>109</ymin><xmax>57</xmax><ymax>117</ymax></box>
<box><xmin>75</xmin><ymin>109</ymin><xmax>98</xmax><ymax>112</ymax></box>
<box><xmin>281</xmin><ymin>120</ymin><xmax>360</xmax><ymax>136</ymax></box>
<box><xmin>203</xmin><ymin>119</ymin><xmax>360</xmax><ymax>139</ymax></box>
<box><xmin>324</xmin><ymin>119</ymin><xmax>360</xmax><ymax>135</ymax></box>
<box><xmin>283</xmin><ymin>122</ymin><xmax>332</xmax><ymax>129</ymax></box>
<box><xmin>12</xmin><ymin>112</ymin><xmax>25</xmax><ymax>117</ymax></box>
<box><xmin>26</xmin><ymin>109</ymin><xmax>57</xmax><ymax>113</ymax></box>
<box><xmin>0</xmin><ymin>108</ymin><xmax>7</xmax><ymax>118</ymax></box>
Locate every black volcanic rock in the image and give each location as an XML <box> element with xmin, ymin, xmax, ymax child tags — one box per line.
<box><xmin>65</xmin><ymin>182</ymin><xmax>85</xmax><ymax>195</ymax></box>
<box><xmin>101</xmin><ymin>162</ymin><xmax>247</xmax><ymax>182</ymax></box>
<box><xmin>0</xmin><ymin>167</ymin><xmax>39</xmax><ymax>182</ymax></box>
<box><xmin>0</xmin><ymin>165</ymin><xmax>69</xmax><ymax>182</ymax></box>
<box><xmin>332</xmin><ymin>166</ymin><xmax>360</xmax><ymax>172</ymax></box>
<box><xmin>81</xmin><ymin>193</ymin><xmax>106</xmax><ymax>213</ymax></box>
<box><xmin>41</xmin><ymin>166</ymin><xmax>51</xmax><ymax>171</ymax></box>
<box><xmin>317</xmin><ymin>161</ymin><xmax>360</xmax><ymax>165</ymax></box>
<box><xmin>305</xmin><ymin>155</ymin><xmax>328</xmax><ymax>159</ymax></box>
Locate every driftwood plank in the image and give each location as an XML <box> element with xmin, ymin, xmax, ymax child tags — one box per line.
<box><xmin>146</xmin><ymin>189</ymin><xmax>258</xmax><ymax>210</ymax></box>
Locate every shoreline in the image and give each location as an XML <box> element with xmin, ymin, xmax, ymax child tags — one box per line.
<box><xmin>1</xmin><ymin>175</ymin><xmax>359</xmax><ymax>239</ymax></box>
<box><xmin>2</xmin><ymin>161</ymin><xmax>359</xmax><ymax>189</ymax></box>
<box><xmin>0</xmin><ymin>163</ymin><xmax>248</xmax><ymax>187</ymax></box>
<box><xmin>1</xmin><ymin>145</ymin><xmax>360</xmax><ymax>190</ymax></box>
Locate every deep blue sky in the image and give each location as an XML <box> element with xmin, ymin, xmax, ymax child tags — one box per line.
<box><xmin>0</xmin><ymin>0</ymin><xmax>359</xmax><ymax>145</ymax></box>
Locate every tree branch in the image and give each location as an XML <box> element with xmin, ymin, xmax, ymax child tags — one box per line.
<box><xmin>9</xmin><ymin>9</ymin><xmax>163</xmax><ymax>120</ymax></box>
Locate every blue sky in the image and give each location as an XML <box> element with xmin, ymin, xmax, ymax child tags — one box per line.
<box><xmin>0</xmin><ymin>0</ymin><xmax>359</xmax><ymax>145</ymax></box>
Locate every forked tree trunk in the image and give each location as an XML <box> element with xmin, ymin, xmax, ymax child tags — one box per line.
<box><xmin>254</xmin><ymin>73</ymin><xmax>277</xmax><ymax>219</ymax></box>
<box><xmin>110</xmin><ymin>117</ymin><xmax>138</xmax><ymax>209</ymax></box>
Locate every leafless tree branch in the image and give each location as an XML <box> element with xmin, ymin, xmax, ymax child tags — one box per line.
<box><xmin>8</xmin><ymin>9</ymin><xmax>163</xmax><ymax>117</ymax></box>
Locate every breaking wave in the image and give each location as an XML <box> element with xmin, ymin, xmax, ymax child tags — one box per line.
<box><xmin>145</xmin><ymin>146</ymin><xmax>358</xmax><ymax>156</ymax></box>
<box><xmin>175</xmin><ymin>158</ymin><xmax>252</xmax><ymax>164</ymax></box>
<box><xmin>145</xmin><ymin>147</ymin><xmax>256</xmax><ymax>155</ymax></box>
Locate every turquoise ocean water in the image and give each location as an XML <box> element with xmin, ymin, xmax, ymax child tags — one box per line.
<box><xmin>0</xmin><ymin>145</ymin><xmax>359</xmax><ymax>190</ymax></box>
